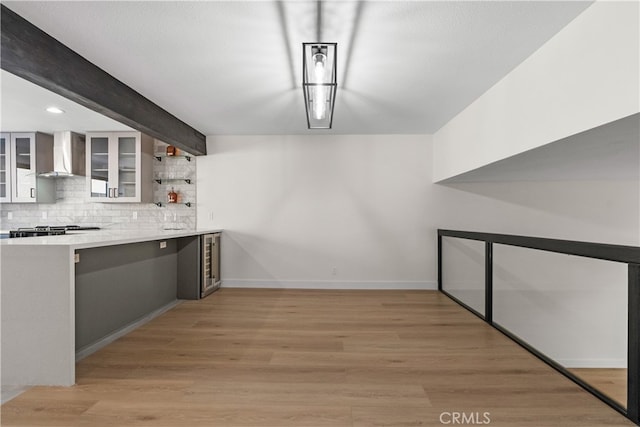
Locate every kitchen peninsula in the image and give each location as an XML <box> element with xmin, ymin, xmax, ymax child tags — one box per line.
<box><xmin>0</xmin><ymin>228</ymin><xmax>222</xmax><ymax>388</ymax></box>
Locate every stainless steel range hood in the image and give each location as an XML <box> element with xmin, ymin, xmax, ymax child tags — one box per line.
<box><xmin>38</xmin><ymin>131</ymin><xmax>86</xmax><ymax>178</ymax></box>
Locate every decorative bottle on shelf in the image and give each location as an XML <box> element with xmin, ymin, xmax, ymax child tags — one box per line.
<box><xmin>166</xmin><ymin>145</ymin><xmax>177</xmax><ymax>156</ymax></box>
<box><xmin>168</xmin><ymin>187</ymin><xmax>178</xmax><ymax>204</ymax></box>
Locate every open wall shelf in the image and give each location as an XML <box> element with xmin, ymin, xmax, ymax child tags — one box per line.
<box><xmin>154</xmin><ymin>178</ymin><xmax>192</xmax><ymax>184</ymax></box>
<box><xmin>155</xmin><ymin>202</ymin><xmax>192</xmax><ymax>207</ymax></box>
<box><xmin>154</xmin><ymin>154</ymin><xmax>192</xmax><ymax>162</ymax></box>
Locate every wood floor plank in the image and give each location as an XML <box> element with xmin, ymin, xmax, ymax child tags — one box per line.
<box><xmin>183</xmin><ymin>381</ymin><xmax>430</xmax><ymax>407</ymax></box>
<box><xmin>0</xmin><ymin>289</ymin><xmax>632</xmax><ymax>426</ymax></box>
<box><xmin>82</xmin><ymin>402</ymin><xmax>353</xmax><ymax>427</ymax></box>
<box><xmin>569</xmin><ymin>368</ymin><xmax>627</xmax><ymax>407</ymax></box>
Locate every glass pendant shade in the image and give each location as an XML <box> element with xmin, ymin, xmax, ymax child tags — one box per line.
<box><xmin>302</xmin><ymin>43</ymin><xmax>337</xmax><ymax>129</ymax></box>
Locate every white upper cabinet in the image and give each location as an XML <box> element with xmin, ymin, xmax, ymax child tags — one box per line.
<box><xmin>86</xmin><ymin>132</ymin><xmax>153</xmax><ymax>203</ymax></box>
<box><xmin>12</xmin><ymin>133</ymin><xmax>38</xmax><ymax>202</ymax></box>
<box><xmin>0</xmin><ymin>133</ymin><xmax>11</xmax><ymax>203</ymax></box>
<box><xmin>1</xmin><ymin>132</ymin><xmax>55</xmax><ymax>204</ymax></box>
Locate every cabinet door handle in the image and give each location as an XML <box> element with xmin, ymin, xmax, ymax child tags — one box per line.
<box><xmin>30</xmin><ymin>188</ymin><xmax>35</xmax><ymax>198</ymax></box>
<box><xmin>108</xmin><ymin>188</ymin><xmax>113</xmax><ymax>198</ymax></box>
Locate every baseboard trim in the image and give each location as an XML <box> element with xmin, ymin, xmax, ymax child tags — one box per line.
<box><xmin>221</xmin><ymin>279</ymin><xmax>437</xmax><ymax>290</ymax></box>
<box><xmin>1</xmin><ymin>386</ymin><xmax>30</xmax><ymax>405</ymax></box>
<box><xmin>558</xmin><ymin>359</ymin><xmax>627</xmax><ymax>369</ymax></box>
<box><xmin>75</xmin><ymin>300</ymin><xmax>181</xmax><ymax>362</ymax></box>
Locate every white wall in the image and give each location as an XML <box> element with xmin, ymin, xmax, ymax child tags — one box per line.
<box><xmin>197</xmin><ymin>134</ymin><xmax>637</xmax><ymax>366</ymax></box>
<box><xmin>433</xmin><ymin>178</ymin><xmax>639</xmax><ymax>246</ymax></box>
<box><xmin>433</xmin><ymin>0</ymin><xmax>640</xmax><ymax>182</ymax></box>
<box><xmin>197</xmin><ymin>134</ymin><xmax>435</xmax><ymax>289</ymax></box>
<box><xmin>197</xmin><ymin>133</ymin><xmax>638</xmax><ymax>281</ymax></box>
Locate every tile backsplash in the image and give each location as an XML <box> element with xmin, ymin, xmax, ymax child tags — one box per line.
<box><xmin>0</xmin><ymin>140</ymin><xmax>197</xmax><ymax>231</ymax></box>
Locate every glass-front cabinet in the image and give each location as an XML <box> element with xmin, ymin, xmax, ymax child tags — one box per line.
<box><xmin>117</xmin><ymin>135</ymin><xmax>138</xmax><ymax>199</ymax></box>
<box><xmin>86</xmin><ymin>131</ymin><xmax>153</xmax><ymax>203</ymax></box>
<box><xmin>0</xmin><ymin>132</ymin><xmax>55</xmax><ymax>204</ymax></box>
<box><xmin>12</xmin><ymin>133</ymin><xmax>37</xmax><ymax>202</ymax></box>
<box><xmin>0</xmin><ymin>133</ymin><xmax>10</xmax><ymax>203</ymax></box>
<box><xmin>88</xmin><ymin>133</ymin><xmax>110</xmax><ymax>198</ymax></box>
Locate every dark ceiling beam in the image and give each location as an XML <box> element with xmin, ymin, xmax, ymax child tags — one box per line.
<box><xmin>0</xmin><ymin>5</ymin><xmax>206</xmax><ymax>155</ymax></box>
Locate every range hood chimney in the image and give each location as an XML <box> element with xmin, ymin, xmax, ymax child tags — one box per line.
<box><xmin>39</xmin><ymin>131</ymin><xmax>86</xmax><ymax>178</ymax></box>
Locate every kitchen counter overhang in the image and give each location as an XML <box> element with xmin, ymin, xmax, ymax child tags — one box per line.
<box><xmin>0</xmin><ymin>228</ymin><xmax>222</xmax><ymax>388</ymax></box>
<box><xmin>0</xmin><ymin>228</ymin><xmax>222</xmax><ymax>249</ymax></box>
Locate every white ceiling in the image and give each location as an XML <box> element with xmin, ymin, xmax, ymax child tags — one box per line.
<box><xmin>2</xmin><ymin>0</ymin><xmax>594</xmax><ymax>135</ymax></box>
<box><xmin>0</xmin><ymin>70</ymin><xmax>133</xmax><ymax>133</ymax></box>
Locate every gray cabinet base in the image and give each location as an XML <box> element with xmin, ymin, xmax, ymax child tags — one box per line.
<box><xmin>176</xmin><ymin>235</ymin><xmax>202</xmax><ymax>300</ymax></box>
<box><xmin>75</xmin><ymin>240</ymin><xmax>178</xmax><ymax>351</ymax></box>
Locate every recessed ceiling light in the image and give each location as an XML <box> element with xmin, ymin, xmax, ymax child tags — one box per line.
<box><xmin>46</xmin><ymin>106</ymin><xmax>65</xmax><ymax>114</ymax></box>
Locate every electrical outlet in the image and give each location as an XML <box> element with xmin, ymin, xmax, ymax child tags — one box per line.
<box><xmin>160</xmin><ymin>241</ymin><xmax>167</xmax><ymax>249</ymax></box>
<box><xmin>132</xmin><ymin>211</ymin><xmax>137</xmax><ymax>220</ymax></box>
<box><xmin>7</xmin><ymin>212</ymin><xmax>12</xmax><ymax>220</ymax></box>
<box><xmin>208</xmin><ymin>211</ymin><xmax>214</xmax><ymax>221</ymax></box>
<box><xmin>332</xmin><ymin>267</ymin><xmax>337</xmax><ymax>276</ymax></box>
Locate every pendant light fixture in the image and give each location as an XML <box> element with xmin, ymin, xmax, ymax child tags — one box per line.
<box><xmin>302</xmin><ymin>42</ymin><xmax>337</xmax><ymax>129</ymax></box>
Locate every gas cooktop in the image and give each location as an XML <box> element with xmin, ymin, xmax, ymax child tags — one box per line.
<box><xmin>9</xmin><ymin>225</ymin><xmax>101</xmax><ymax>238</ymax></box>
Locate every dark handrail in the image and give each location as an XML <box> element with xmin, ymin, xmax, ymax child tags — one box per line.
<box><xmin>439</xmin><ymin>229</ymin><xmax>640</xmax><ymax>264</ymax></box>
<box><xmin>438</xmin><ymin>228</ymin><xmax>640</xmax><ymax>425</ymax></box>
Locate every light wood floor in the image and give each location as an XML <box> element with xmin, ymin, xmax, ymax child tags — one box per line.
<box><xmin>1</xmin><ymin>289</ymin><xmax>633</xmax><ymax>426</ymax></box>
<box><xmin>569</xmin><ymin>368</ymin><xmax>627</xmax><ymax>408</ymax></box>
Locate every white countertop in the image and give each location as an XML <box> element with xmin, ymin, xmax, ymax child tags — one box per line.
<box><xmin>0</xmin><ymin>228</ymin><xmax>222</xmax><ymax>249</ymax></box>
